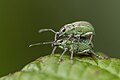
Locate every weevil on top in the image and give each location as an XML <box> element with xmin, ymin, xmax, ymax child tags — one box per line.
<box><xmin>29</xmin><ymin>21</ymin><xmax>108</xmax><ymax>64</ymax></box>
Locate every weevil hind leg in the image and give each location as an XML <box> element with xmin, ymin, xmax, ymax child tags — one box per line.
<box><xmin>58</xmin><ymin>48</ymin><xmax>68</xmax><ymax>64</ymax></box>
<box><xmin>88</xmin><ymin>50</ymin><xmax>109</xmax><ymax>64</ymax></box>
<box><xmin>77</xmin><ymin>49</ymin><xmax>108</xmax><ymax>59</ymax></box>
<box><xmin>90</xmin><ymin>50</ymin><xmax>108</xmax><ymax>59</ymax></box>
<box><xmin>77</xmin><ymin>49</ymin><xmax>101</xmax><ymax>58</ymax></box>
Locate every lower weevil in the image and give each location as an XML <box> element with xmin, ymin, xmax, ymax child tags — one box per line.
<box><xmin>29</xmin><ymin>21</ymin><xmax>108</xmax><ymax>64</ymax></box>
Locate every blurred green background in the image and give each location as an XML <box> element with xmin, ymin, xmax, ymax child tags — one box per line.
<box><xmin>0</xmin><ymin>0</ymin><xmax>120</xmax><ymax>77</ymax></box>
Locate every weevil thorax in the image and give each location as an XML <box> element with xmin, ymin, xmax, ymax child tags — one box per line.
<box><xmin>58</xmin><ymin>21</ymin><xmax>95</xmax><ymax>37</ymax></box>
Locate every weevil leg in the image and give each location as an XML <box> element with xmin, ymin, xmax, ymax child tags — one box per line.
<box><xmin>51</xmin><ymin>46</ymin><xmax>57</xmax><ymax>55</ymax></box>
<box><xmin>77</xmin><ymin>49</ymin><xmax>90</xmax><ymax>54</ymax></box>
<box><xmin>38</xmin><ymin>29</ymin><xmax>57</xmax><ymax>34</ymax></box>
<box><xmin>81</xmin><ymin>32</ymin><xmax>93</xmax><ymax>44</ymax></box>
<box><xmin>77</xmin><ymin>49</ymin><xmax>108</xmax><ymax>59</ymax></box>
<box><xmin>90</xmin><ymin>50</ymin><xmax>108</xmax><ymax>59</ymax></box>
<box><xmin>70</xmin><ymin>49</ymin><xmax>74</xmax><ymax>64</ymax></box>
<box><xmin>58</xmin><ymin>48</ymin><xmax>68</xmax><ymax>64</ymax></box>
<box><xmin>77</xmin><ymin>49</ymin><xmax>99</xmax><ymax>64</ymax></box>
<box><xmin>64</xmin><ymin>34</ymin><xmax>73</xmax><ymax>43</ymax></box>
<box><xmin>89</xmin><ymin>35</ymin><xmax>93</xmax><ymax>44</ymax></box>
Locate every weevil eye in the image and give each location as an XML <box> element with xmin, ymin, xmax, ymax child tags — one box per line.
<box><xmin>58</xmin><ymin>39</ymin><xmax>63</xmax><ymax>43</ymax></box>
<box><xmin>60</xmin><ymin>28</ymin><xmax>66</xmax><ymax>32</ymax></box>
<box><xmin>62</xmin><ymin>28</ymin><xmax>66</xmax><ymax>32</ymax></box>
<box><xmin>60</xmin><ymin>40</ymin><xmax>63</xmax><ymax>43</ymax></box>
<box><xmin>56</xmin><ymin>32</ymin><xmax>60</xmax><ymax>38</ymax></box>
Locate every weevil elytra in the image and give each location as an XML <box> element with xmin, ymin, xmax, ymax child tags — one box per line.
<box><xmin>29</xmin><ymin>21</ymin><xmax>108</xmax><ymax>64</ymax></box>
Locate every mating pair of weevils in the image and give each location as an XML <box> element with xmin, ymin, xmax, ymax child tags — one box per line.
<box><xmin>29</xmin><ymin>21</ymin><xmax>108</xmax><ymax>64</ymax></box>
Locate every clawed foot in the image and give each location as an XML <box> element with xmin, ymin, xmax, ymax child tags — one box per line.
<box><xmin>58</xmin><ymin>58</ymin><xmax>62</xmax><ymax>64</ymax></box>
<box><xmin>58</xmin><ymin>58</ymin><xmax>74</xmax><ymax>64</ymax></box>
<box><xmin>97</xmin><ymin>55</ymin><xmax>109</xmax><ymax>59</ymax></box>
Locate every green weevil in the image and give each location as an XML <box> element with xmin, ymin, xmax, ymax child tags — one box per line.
<box><xmin>29</xmin><ymin>21</ymin><xmax>108</xmax><ymax>64</ymax></box>
<box><xmin>37</xmin><ymin>21</ymin><xmax>95</xmax><ymax>54</ymax></box>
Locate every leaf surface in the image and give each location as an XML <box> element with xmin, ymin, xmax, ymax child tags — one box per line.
<box><xmin>0</xmin><ymin>54</ymin><xmax>120</xmax><ymax>80</ymax></box>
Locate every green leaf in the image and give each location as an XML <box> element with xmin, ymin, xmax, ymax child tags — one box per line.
<box><xmin>0</xmin><ymin>53</ymin><xmax>120</xmax><ymax>80</ymax></box>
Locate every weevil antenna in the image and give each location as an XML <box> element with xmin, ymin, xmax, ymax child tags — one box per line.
<box><xmin>29</xmin><ymin>41</ymin><xmax>53</xmax><ymax>47</ymax></box>
<box><xmin>38</xmin><ymin>29</ymin><xmax>57</xmax><ymax>34</ymax></box>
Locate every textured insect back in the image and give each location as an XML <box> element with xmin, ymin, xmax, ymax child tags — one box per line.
<box><xmin>72</xmin><ymin>21</ymin><xmax>95</xmax><ymax>35</ymax></box>
<box><xmin>58</xmin><ymin>21</ymin><xmax>95</xmax><ymax>39</ymax></box>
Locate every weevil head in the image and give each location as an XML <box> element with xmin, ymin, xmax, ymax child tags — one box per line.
<box><xmin>58</xmin><ymin>23</ymin><xmax>73</xmax><ymax>37</ymax></box>
<box><xmin>58</xmin><ymin>21</ymin><xmax>95</xmax><ymax>38</ymax></box>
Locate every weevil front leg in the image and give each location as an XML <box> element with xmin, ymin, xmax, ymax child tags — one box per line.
<box><xmin>51</xmin><ymin>46</ymin><xmax>57</xmax><ymax>55</ymax></box>
<box><xmin>58</xmin><ymin>48</ymin><xmax>68</xmax><ymax>64</ymax></box>
<box><xmin>70</xmin><ymin>49</ymin><xmax>74</xmax><ymax>64</ymax></box>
